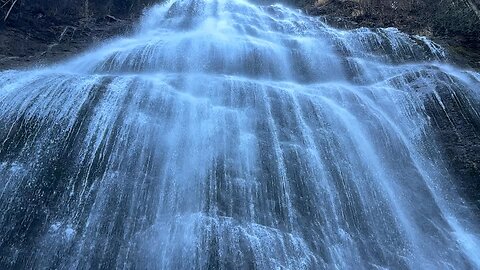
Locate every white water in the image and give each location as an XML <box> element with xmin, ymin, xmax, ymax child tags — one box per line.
<box><xmin>0</xmin><ymin>0</ymin><xmax>479</xmax><ymax>269</ymax></box>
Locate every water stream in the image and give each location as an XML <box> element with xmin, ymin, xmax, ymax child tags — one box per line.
<box><xmin>1</xmin><ymin>0</ymin><xmax>479</xmax><ymax>269</ymax></box>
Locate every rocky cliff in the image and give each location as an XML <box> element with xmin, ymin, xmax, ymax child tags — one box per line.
<box><xmin>1</xmin><ymin>0</ymin><xmax>479</xmax><ymax>214</ymax></box>
<box><xmin>300</xmin><ymin>0</ymin><xmax>480</xmax><ymax>215</ymax></box>
<box><xmin>2</xmin><ymin>0</ymin><xmax>479</xmax><ymax>68</ymax></box>
<box><xmin>0</xmin><ymin>0</ymin><xmax>157</xmax><ymax>69</ymax></box>
<box><xmin>305</xmin><ymin>0</ymin><xmax>480</xmax><ymax>68</ymax></box>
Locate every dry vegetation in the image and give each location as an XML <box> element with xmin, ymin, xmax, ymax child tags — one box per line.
<box><xmin>1</xmin><ymin>0</ymin><xmax>19</xmax><ymax>21</ymax></box>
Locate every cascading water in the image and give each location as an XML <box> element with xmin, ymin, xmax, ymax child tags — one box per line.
<box><xmin>1</xmin><ymin>0</ymin><xmax>479</xmax><ymax>269</ymax></box>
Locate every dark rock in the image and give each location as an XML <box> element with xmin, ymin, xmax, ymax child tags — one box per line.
<box><xmin>305</xmin><ymin>0</ymin><xmax>480</xmax><ymax>69</ymax></box>
<box><xmin>423</xmin><ymin>76</ymin><xmax>480</xmax><ymax>217</ymax></box>
<box><xmin>301</xmin><ymin>0</ymin><xmax>480</xmax><ymax>217</ymax></box>
<box><xmin>0</xmin><ymin>0</ymin><xmax>479</xmax><ymax>219</ymax></box>
<box><xmin>0</xmin><ymin>0</ymin><xmax>158</xmax><ymax>70</ymax></box>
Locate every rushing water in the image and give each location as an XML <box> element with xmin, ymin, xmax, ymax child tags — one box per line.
<box><xmin>1</xmin><ymin>0</ymin><xmax>480</xmax><ymax>269</ymax></box>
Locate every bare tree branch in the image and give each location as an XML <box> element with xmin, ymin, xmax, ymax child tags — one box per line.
<box><xmin>4</xmin><ymin>0</ymin><xmax>19</xmax><ymax>21</ymax></box>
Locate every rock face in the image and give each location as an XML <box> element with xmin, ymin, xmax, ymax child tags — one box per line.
<box><xmin>1</xmin><ymin>0</ymin><xmax>157</xmax><ymax>20</ymax></box>
<box><xmin>0</xmin><ymin>0</ymin><xmax>158</xmax><ymax>69</ymax></box>
<box><xmin>423</xmin><ymin>74</ymin><xmax>480</xmax><ymax>215</ymax></box>
<box><xmin>300</xmin><ymin>0</ymin><xmax>480</xmax><ymax>212</ymax></box>
<box><xmin>0</xmin><ymin>0</ymin><xmax>479</xmax><ymax>217</ymax></box>
<box><xmin>1</xmin><ymin>0</ymin><xmax>479</xmax><ymax>68</ymax></box>
<box><xmin>306</xmin><ymin>0</ymin><xmax>480</xmax><ymax>68</ymax></box>
<box><xmin>1</xmin><ymin>2</ymin><xmax>480</xmax><ymax>268</ymax></box>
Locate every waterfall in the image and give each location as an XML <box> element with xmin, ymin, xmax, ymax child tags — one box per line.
<box><xmin>1</xmin><ymin>0</ymin><xmax>479</xmax><ymax>269</ymax></box>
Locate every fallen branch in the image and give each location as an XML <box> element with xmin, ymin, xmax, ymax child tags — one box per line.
<box><xmin>106</xmin><ymin>15</ymin><xmax>119</xmax><ymax>22</ymax></box>
<box><xmin>1</xmin><ymin>1</ymin><xmax>11</xmax><ymax>9</ymax></box>
<box><xmin>58</xmin><ymin>26</ymin><xmax>77</xmax><ymax>42</ymax></box>
<box><xmin>4</xmin><ymin>0</ymin><xmax>18</xmax><ymax>21</ymax></box>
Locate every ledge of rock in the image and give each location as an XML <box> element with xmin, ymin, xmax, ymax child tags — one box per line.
<box><xmin>0</xmin><ymin>0</ymin><xmax>157</xmax><ymax>69</ymax></box>
<box><xmin>304</xmin><ymin>0</ymin><xmax>480</xmax><ymax>69</ymax></box>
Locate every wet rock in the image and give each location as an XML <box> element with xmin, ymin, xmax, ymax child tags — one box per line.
<box><xmin>0</xmin><ymin>0</ymin><xmax>158</xmax><ymax>70</ymax></box>
<box><xmin>423</xmin><ymin>76</ymin><xmax>480</xmax><ymax>217</ymax></box>
<box><xmin>305</xmin><ymin>0</ymin><xmax>480</xmax><ymax>69</ymax></box>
